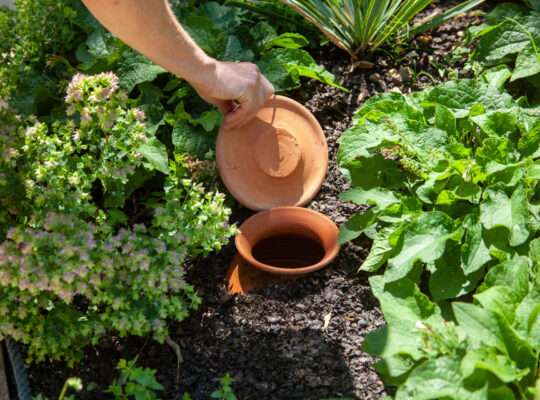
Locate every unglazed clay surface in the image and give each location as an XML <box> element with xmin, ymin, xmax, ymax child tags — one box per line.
<box><xmin>235</xmin><ymin>207</ymin><xmax>340</xmax><ymax>276</ymax></box>
<box><xmin>216</xmin><ymin>95</ymin><xmax>328</xmax><ymax>211</ymax></box>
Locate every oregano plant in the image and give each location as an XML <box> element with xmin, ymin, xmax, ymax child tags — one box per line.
<box><xmin>0</xmin><ymin>73</ymin><xmax>237</xmax><ymax>365</ymax></box>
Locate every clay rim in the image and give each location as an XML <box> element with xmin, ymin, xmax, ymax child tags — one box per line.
<box><xmin>216</xmin><ymin>95</ymin><xmax>328</xmax><ymax>211</ymax></box>
<box><xmin>235</xmin><ymin>207</ymin><xmax>341</xmax><ymax>276</ymax></box>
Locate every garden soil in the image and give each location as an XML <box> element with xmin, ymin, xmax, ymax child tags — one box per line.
<box><xmin>21</xmin><ymin>3</ymin><xmax>497</xmax><ymax>399</ymax></box>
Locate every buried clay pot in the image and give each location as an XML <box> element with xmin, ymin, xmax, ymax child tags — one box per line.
<box><xmin>216</xmin><ymin>95</ymin><xmax>327</xmax><ymax>211</ymax></box>
<box><xmin>235</xmin><ymin>207</ymin><xmax>340</xmax><ymax>276</ymax></box>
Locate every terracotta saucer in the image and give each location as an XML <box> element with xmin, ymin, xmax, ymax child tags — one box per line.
<box><xmin>216</xmin><ymin>95</ymin><xmax>328</xmax><ymax>211</ymax></box>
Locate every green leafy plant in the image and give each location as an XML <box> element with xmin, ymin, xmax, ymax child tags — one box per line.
<box><xmin>338</xmin><ymin>77</ymin><xmax>540</xmax><ymax>300</ymax></box>
<box><xmin>0</xmin><ymin>73</ymin><xmax>236</xmax><ymax>365</ymax></box>
<box><xmin>275</xmin><ymin>0</ymin><xmax>486</xmax><ymax>57</ymax></box>
<box><xmin>210</xmin><ymin>374</ymin><xmax>237</xmax><ymax>400</ymax></box>
<box><xmin>466</xmin><ymin>3</ymin><xmax>540</xmax><ymax>89</ymax></box>
<box><xmin>0</xmin><ymin>0</ymin><xmax>344</xmax><ymax>161</ymax></box>
<box><xmin>106</xmin><ymin>358</ymin><xmax>164</xmax><ymax>400</ymax></box>
<box><xmin>337</xmin><ymin>76</ymin><xmax>540</xmax><ymax>398</ymax></box>
<box><xmin>363</xmin><ymin>255</ymin><xmax>539</xmax><ymax>399</ymax></box>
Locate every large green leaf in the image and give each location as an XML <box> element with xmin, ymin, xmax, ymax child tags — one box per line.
<box><xmin>453</xmin><ymin>302</ymin><xmax>537</xmax><ymax>372</ymax></box>
<box><xmin>261</xmin><ymin>48</ymin><xmax>346</xmax><ymax>90</ymax></box>
<box><xmin>461</xmin><ymin>210</ymin><xmax>492</xmax><ymax>274</ymax></box>
<box><xmin>172</xmin><ymin>119</ymin><xmax>216</xmax><ymax>159</ymax></box>
<box><xmin>473</xmin><ymin>16</ymin><xmax>540</xmax><ymax>65</ymax></box>
<box><xmin>339</xmin><ymin>187</ymin><xmax>400</xmax><ymax>210</ymax></box>
<box><xmin>183</xmin><ymin>16</ymin><xmax>228</xmax><ymax>58</ymax></box>
<box><xmin>137</xmin><ymin>137</ymin><xmax>169</xmax><ymax>175</ymax></box>
<box><xmin>370</xmin><ymin>275</ymin><xmax>441</xmax><ymax>323</ymax></box>
<box><xmin>429</xmin><ymin>245</ymin><xmax>485</xmax><ymax>302</ymax></box>
<box><xmin>385</xmin><ymin>212</ymin><xmax>462</xmax><ymax>282</ymax></box>
<box><xmin>475</xmin><ymin>286</ymin><xmax>522</xmax><ymax>324</ymax></box>
<box><xmin>424</xmin><ymin>80</ymin><xmax>515</xmax><ymax>119</ymax></box>
<box><xmin>337</xmin><ymin>122</ymin><xmax>399</xmax><ymax>164</ymax></box>
<box><xmin>512</xmin><ymin>37</ymin><xmax>540</xmax><ymax>81</ymax></box>
<box><xmin>337</xmin><ymin>209</ymin><xmax>377</xmax><ymax>244</ymax></box>
<box><xmin>480</xmin><ymin>185</ymin><xmax>530</xmax><ymax>247</ymax></box>
<box><xmin>477</xmin><ymin>256</ymin><xmax>530</xmax><ymax>300</ymax></box>
<box><xmin>360</xmin><ymin>224</ymin><xmax>401</xmax><ymax>272</ymax></box>
<box><xmin>470</xmin><ymin>109</ymin><xmax>518</xmax><ymax>137</ymax></box>
<box><xmin>461</xmin><ymin>347</ymin><xmax>528</xmax><ymax>383</ymax></box>
<box><xmin>362</xmin><ymin>320</ymin><xmax>427</xmax><ymax>384</ymax></box>
<box><xmin>339</xmin><ymin>156</ymin><xmax>408</xmax><ymax>191</ymax></box>
<box><xmin>514</xmin><ymin>287</ymin><xmax>540</xmax><ymax>350</ymax></box>
<box><xmin>117</xmin><ymin>50</ymin><xmax>167</xmax><ymax>93</ymax></box>
<box><xmin>394</xmin><ymin>356</ymin><xmax>484</xmax><ymax>400</ymax></box>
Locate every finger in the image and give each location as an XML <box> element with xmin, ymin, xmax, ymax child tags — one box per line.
<box><xmin>213</xmin><ymin>99</ymin><xmax>236</xmax><ymax>116</ymax></box>
<box><xmin>223</xmin><ymin>102</ymin><xmax>255</xmax><ymax>129</ymax></box>
<box><xmin>261</xmin><ymin>75</ymin><xmax>275</xmax><ymax>100</ymax></box>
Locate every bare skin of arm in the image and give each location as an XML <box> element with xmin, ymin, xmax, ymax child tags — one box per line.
<box><xmin>81</xmin><ymin>0</ymin><xmax>274</xmax><ymax>129</ymax></box>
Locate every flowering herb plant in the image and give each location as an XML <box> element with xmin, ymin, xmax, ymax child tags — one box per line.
<box><xmin>0</xmin><ymin>73</ymin><xmax>236</xmax><ymax>365</ymax></box>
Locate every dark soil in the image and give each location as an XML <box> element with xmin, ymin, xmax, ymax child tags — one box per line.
<box><xmin>18</xmin><ymin>2</ymin><xmax>499</xmax><ymax>400</ymax></box>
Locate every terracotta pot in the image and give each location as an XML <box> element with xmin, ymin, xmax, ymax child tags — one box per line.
<box><xmin>216</xmin><ymin>95</ymin><xmax>328</xmax><ymax>211</ymax></box>
<box><xmin>235</xmin><ymin>207</ymin><xmax>340</xmax><ymax>276</ymax></box>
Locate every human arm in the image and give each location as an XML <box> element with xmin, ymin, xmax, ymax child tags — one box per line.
<box><xmin>80</xmin><ymin>0</ymin><xmax>274</xmax><ymax>129</ymax></box>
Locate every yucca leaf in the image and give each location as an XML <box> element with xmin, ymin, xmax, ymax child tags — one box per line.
<box><xmin>278</xmin><ymin>0</ymin><xmax>486</xmax><ymax>56</ymax></box>
<box><xmin>410</xmin><ymin>0</ymin><xmax>487</xmax><ymax>35</ymax></box>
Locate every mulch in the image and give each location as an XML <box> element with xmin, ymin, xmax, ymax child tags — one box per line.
<box><xmin>17</xmin><ymin>2</ymin><xmax>500</xmax><ymax>399</ymax></box>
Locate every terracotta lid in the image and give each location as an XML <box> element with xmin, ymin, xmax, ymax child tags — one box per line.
<box><xmin>216</xmin><ymin>95</ymin><xmax>328</xmax><ymax>211</ymax></box>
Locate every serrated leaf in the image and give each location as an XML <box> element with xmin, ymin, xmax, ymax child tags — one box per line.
<box><xmin>385</xmin><ymin>212</ymin><xmax>462</xmax><ymax>282</ymax></box>
<box><xmin>137</xmin><ymin>137</ymin><xmax>169</xmax><ymax>175</ymax></box>
<box><xmin>480</xmin><ymin>185</ymin><xmax>530</xmax><ymax>247</ymax></box>
<box><xmin>512</xmin><ymin>37</ymin><xmax>540</xmax><ymax>81</ymax></box>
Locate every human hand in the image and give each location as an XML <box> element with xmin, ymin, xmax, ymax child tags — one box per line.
<box><xmin>191</xmin><ymin>61</ymin><xmax>274</xmax><ymax>130</ymax></box>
